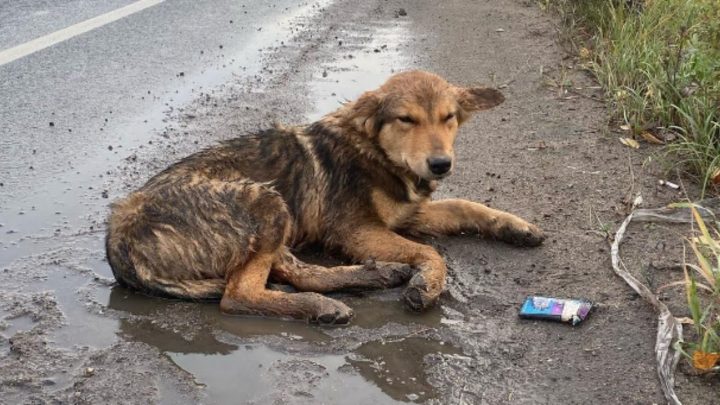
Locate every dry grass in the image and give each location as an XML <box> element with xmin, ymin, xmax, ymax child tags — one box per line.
<box><xmin>544</xmin><ymin>0</ymin><xmax>720</xmax><ymax>196</ymax></box>
<box><xmin>675</xmin><ymin>206</ymin><xmax>720</xmax><ymax>372</ymax></box>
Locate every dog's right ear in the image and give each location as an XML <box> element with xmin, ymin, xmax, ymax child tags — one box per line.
<box><xmin>348</xmin><ymin>90</ymin><xmax>385</xmax><ymax>137</ymax></box>
<box><xmin>454</xmin><ymin>86</ymin><xmax>505</xmax><ymax>124</ymax></box>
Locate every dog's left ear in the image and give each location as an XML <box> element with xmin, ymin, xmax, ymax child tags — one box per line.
<box><xmin>349</xmin><ymin>90</ymin><xmax>385</xmax><ymax>137</ymax></box>
<box><xmin>454</xmin><ymin>87</ymin><xmax>505</xmax><ymax>123</ymax></box>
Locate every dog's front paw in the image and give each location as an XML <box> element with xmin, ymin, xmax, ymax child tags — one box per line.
<box><xmin>312</xmin><ymin>298</ymin><xmax>354</xmax><ymax>325</ymax></box>
<box><xmin>496</xmin><ymin>218</ymin><xmax>545</xmax><ymax>247</ymax></box>
<box><xmin>365</xmin><ymin>260</ymin><xmax>417</xmax><ymax>288</ymax></box>
<box><xmin>403</xmin><ymin>271</ymin><xmax>441</xmax><ymax>311</ymax></box>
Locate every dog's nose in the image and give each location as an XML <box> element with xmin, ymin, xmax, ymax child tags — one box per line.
<box><xmin>427</xmin><ymin>156</ymin><xmax>452</xmax><ymax>176</ymax></box>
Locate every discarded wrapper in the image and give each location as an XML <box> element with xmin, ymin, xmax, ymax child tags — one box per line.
<box><xmin>658</xmin><ymin>180</ymin><xmax>680</xmax><ymax>190</ymax></box>
<box><xmin>519</xmin><ymin>296</ymin><xmax>592</xmax><ymax>326</ymax></box>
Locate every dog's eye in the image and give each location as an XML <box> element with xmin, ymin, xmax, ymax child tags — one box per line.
<box><xmin>397</xmin><ymin>116</ymin><xmax>416</xmax><ymax>124</ymax></box>
<box><xmin>444</xmin><ymin>113</ymin><xmax>456</xmax><ymax>122</ymax></box>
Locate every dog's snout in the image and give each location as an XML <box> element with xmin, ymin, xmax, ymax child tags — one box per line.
<box><xmin>427</xmin><ymin>156</ymin><xmax>452</xmax><ymax>176</ymax></box>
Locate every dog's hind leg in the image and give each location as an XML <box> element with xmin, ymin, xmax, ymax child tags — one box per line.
<box><xmin>270</xmin><ymin>249</ymin><xmax>415</xmax><ymax>293</ymax></box>
<box><xmin>220</xmin><ymin>249</ymin><xmax>354</xmax><ymax>324</ymax></box>
<box><xmin>219</xmin><ymin>190</ymin><xmax>354</xmax><ymax>324</ymax></box>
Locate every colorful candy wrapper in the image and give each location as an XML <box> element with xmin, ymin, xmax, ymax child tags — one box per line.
<box><xmin>519</xmin><ymin>296</ymin><xmax>592</xmax><ymax>326</ymax></box>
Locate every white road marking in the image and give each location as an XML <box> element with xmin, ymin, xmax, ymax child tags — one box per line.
<box><xmin>0</xmin><ymin>0</ymin><xmax>166</xmax><ymax>67</ymax></box>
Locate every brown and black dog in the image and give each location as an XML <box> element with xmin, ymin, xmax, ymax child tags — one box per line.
<box><xmin>106</xmin><ymin>70</ymin><xmax>544</xmax><ymax>324</ymax></box>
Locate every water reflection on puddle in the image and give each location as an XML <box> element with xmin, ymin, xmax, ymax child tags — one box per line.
<box><xmin>350</xmin><ymin>338</ymin><xmax>461</xmax><ymax>403</ymax></box>
<box><xmin>169</xmin><ymin>346</ymin><xmax>395</xmax><ymax>404</ymax></box>
<box><xmin>109</xmin><ymin>286</ymin><xmax>452</xmax><ymax>404</ymax></box>
<box><xmin>169</xmin><ymin>337</ymin><xmax>459</xmax><ymax>404</ymax></box>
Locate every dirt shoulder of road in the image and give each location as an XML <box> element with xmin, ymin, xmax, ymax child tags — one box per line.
<box><xmin>400</xmin><ymin>0</ymin><xmax>719</xmax><ymax>402</ymax></box>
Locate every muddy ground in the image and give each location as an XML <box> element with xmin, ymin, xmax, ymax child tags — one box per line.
<box><xmin>1</xmin><ymin>0</ymin><xmax>718</xmax><ymax>404</ymax></box>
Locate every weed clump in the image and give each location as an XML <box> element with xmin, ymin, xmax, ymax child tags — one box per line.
<box><xmin>546</xmin><ymin>0</ymin><xmax>720</xmax><ymax>195</ymax></box>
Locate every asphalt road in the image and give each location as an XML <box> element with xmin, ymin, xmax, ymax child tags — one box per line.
<box><xmin>0</xmin><ymin>0</ymin><xmax>318</xmax><ymax>259</ymax></box>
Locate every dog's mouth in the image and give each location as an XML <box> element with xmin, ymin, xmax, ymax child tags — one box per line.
<box><xmin>429</xmin><ymin>171</ymin><xmax>451</xmax><ymax>181</ymax></box>
<box><xmin>399</xmin><ymin>155</ymin><xmax>453</xmax><ymax>182</ymax></box>
<box><xmin>410</xmin><ymin>162</ymin><xmax>451</xmax><ymax>181</ymax></box>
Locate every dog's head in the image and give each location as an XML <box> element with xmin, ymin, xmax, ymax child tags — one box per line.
<box><xmin>347</xmin><ymin>70</ymin><xmax>504</xmax><ymax>180</ymax></box>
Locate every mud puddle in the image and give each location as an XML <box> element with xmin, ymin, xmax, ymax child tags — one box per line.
<box><xmin>348</xmin><ymin>338</ymin><xmax>462</xmax><ymax>403</ymax></box>
<box><xmin>167</xmin><ymin>337</ymin><xmax>457</xmax><ymax>404</ymax></box>
<box><xmin>105</xmin><ymin>281</ymin><xmax>450</xmax><ymax>403</ymax></box>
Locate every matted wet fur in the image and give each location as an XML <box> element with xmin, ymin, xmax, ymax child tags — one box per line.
<box><xmin>106</xmin><ymin>70</ymin><xmax>545</xmax><ymax>324</ymax></box>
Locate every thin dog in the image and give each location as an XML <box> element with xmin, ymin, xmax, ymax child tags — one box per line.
<box><xmin>106</xmin><ymin>70</ymin><xmax>545</xmax><ymax>324</ymax></box>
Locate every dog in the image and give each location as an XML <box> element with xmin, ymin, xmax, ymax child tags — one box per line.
<box><xmin>106</xmin><ymin>70</ymin><xmax>544</xmax><ymax>324</ymax></box>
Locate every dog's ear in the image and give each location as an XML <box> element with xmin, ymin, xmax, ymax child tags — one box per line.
<box><xmin>454</xmin><ymin>87</ymin><xmax>504</xmax><ymax>123</ymax></box>
<box><xmin>349</xmin><ymin>90</ymin><xmax>385</xmax><ymax>137</ymax></box>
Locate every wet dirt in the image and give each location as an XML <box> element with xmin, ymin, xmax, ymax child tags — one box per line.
<box><xmin>1</xmin><ymin>0</ymin><xmax>719</xmax><ymax>404</ymax></box>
